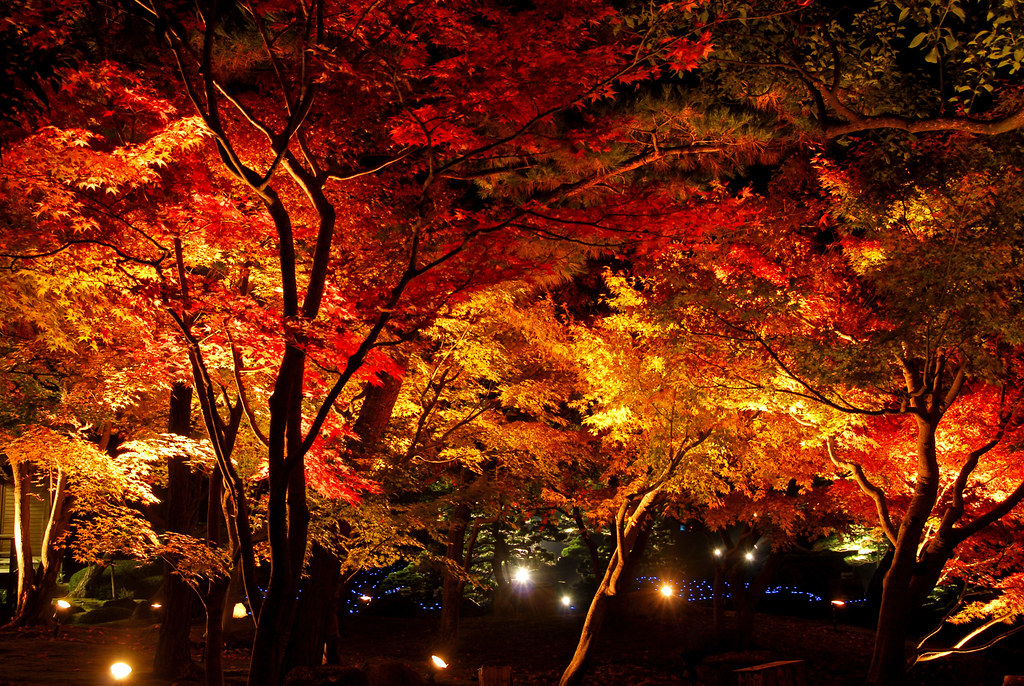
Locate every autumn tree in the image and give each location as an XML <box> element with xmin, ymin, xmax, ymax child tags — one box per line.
<box><xmin>96</xmin><ymin>2</ymin><xmax>738</xmax><ymax>683</ymax></box>
<box><xmin>634</xmin><ymin>133</ymin><xmax>1024</xmax><ymax>686</ymax></box>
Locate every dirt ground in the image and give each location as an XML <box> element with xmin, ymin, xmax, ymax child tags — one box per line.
<box><xmin>0</xmin><ymin>603</ymin><xmax>1017</xmax><ymax>685</ymax></box>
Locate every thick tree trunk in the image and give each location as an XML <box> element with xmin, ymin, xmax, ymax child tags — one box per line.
<box><xmin>438</xmin><ymin>502</ymin><xmax>472</xmax><ymax>654</ymax></box>
<box><xmin>248</xmin><ymin>345</ymin><xmax>310</xmax><ymax>686</ymax></box>
<box><xmin>284</xmin><ymin>541</ymin><xmax>341</xmax><ymax>674</ymax></box>
<box><xmin>559</xmin><ymin>498</ymin><xmax>656</xmax><ymax>686</ymax></box>
<box><xmin>155</xmin><ymin>383</ymin><xmax>201</xmax><ymax>679</ymax></box>
<box><xmin>203</xmin><ymin>576</ymin><xmax>229</xmax><ymax>686</ymax></box>
<box><xmin>866</xmin><ymin>417</ymin><xmax>941</xmax><ymax>686</ymax></box>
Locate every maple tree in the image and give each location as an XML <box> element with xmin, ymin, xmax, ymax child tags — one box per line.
<box><xmin>631</xmin><ymin>131</ymin><xmax>1024</xmax><ymax>685</ymax></box>
<box><xmin>107</xmin><ymin>1</ymin><xmax>735</xmax><ymax>683</ymax></box>
<box><xmin>7</xmin><ymin>2</ymin><xmax>1024</xmax><ymax>686</ymax></box>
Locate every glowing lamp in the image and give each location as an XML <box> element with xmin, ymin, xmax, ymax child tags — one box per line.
<box><xmin>150</xmin><ymin>603</ymin><xmax>162</xmax><ymax>609</ymax></box>
<box><xmin>713</xmin><ymin>548</ymin><xmax>723</xmax><ymax>557</ymax></box>
<box><xmin>55</xmin><ymin>600</ymin><xmax>71</xmax><ymax>610</ymax></box>
<box><xmin>513</xmin><ymin>568</ymin><xmax>531</xmax><ymax>584</ymax></box>
<box><xmin>431</xmin><ymin>655</ymin><xmax>448</xmax><ymax>669</ymax></box>
<box><xmin>745</xmin><ymin>551</ymin><xmax>755</xmax><ymax>562</ymax></box>
<box><xmin>561</xmin><ymin>595</ymin><xmax>572</xmax><ymax>607</ymax></box>
<box><xmin>232</xmin><ymin>603</ymin><xmax>248</xmax><ymax>619</ymax></box>
<box><xmin>110</xmin><ymin>662</ymin><xmax>132</xmax><ymax>680</ymax></box>
<box><xmin>659</xmin><ymin>584</ymin><xmax>674</xmax><ymax>598</ymax></box>
<box><xmin>831</xmin><ymin>600</ymin><xmax>846</xmax><ymax>607</ymax></box>
<box><xmin>359</xmin><ymin>595</ymin><xmax>372</xmax><ymax>602</ymax></box>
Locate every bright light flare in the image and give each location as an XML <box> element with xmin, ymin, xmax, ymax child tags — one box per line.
<box><xmin>431</xmin><ymin>655</ymin><xmax>448</xmax><ymax>669</ymax></box>
<box><xmin>150</xmin><ymin>603</ymin><xmax>162</xmax><ymax>609</ymax></box>
<box><xmin>745</xmin><ymin>551</ymin><xmax>755</xmax><ymax>562</ymax></box>
<box><xmin>232</xmin><ymin>603</ymin><xmax>248</xmax><ymax>619</ymax></box>
<box><xmin>359</xmin><ymin>595</ymin><xmax>372</xmax><ymax>602</ymax></box>
<box><xmin>831</xmin><ymin>600</ymin><xmax>846</xmax><ymax>607</ymax></box>
<box><xmin>55</xmin><ymin>600</ymin><xmax>71</xmax><ymax>610</ymax></box>
<box><xmin>561</xmin><ymin>595</ymin><xmax>572</xmax><ymax>607</ymax></box>
<box><xmin>110</xmin><ymin>662</ymin><xmax>132</xmax><ymax>680</ymax></box>
<box><xmin>513</xmin><ymin>568</ymin><xmax>531</xmax><ymax>584</ymax></box>
<box><xmin>713</xmin><ymin>548</ymin><xmax>723</xmax><ymax>557</ymax></box>
<box><xmin>659</xmin><ymin>584</ymin><xmax>674</xmax><ymax>598</ymax></box>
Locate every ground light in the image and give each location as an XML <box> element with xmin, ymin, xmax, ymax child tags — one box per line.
<box><xmin>53</xmin><ymin>599</ymin><xmax>72</xmax><ymax>639</ymax></box>
<box><xmin>110</xmin><ymin>662</ymin><xmax>132</xmax><ymax>681</ymax></box>
<box><xmin>429</xmin><ymin>655</ymin><xmax>448</xmax><ymax>684</ymax></box>
<box><xmin>831</xmin><ymin>600</ymin><xmax>846</xmax><ymax>631</ymax></box>
<box><xmin>659</xmin><ymin>584</ymin><xmax>674</xmax><ymax>598</ymax></box>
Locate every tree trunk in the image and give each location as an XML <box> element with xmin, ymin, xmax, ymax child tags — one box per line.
<box><xmin>155</xmin><ymin>383</ymin><xmax>201</xmax><ymax>679</ymax></box>
<box><xmin>248</xmin><ymin>345</ymin><xmax>311</xmax><ymax>686</ymax></box>
<box><xmin>7</xmin><ymin>462</ymin><xmax>74</xmax><ymax>628</ymax></box>
<box><xmin>438</xmin><ymin>502</ymin><xmax>472</xmax><ymax>654</ymax></box>
<box><xmin>730</xmin><ymin>552</ymin><xmax>777</xmax><ymax>650</ymax></box>
<box><xmin>203</xmin><ymin>575</ymin><xmax>229</xmax><ymax>686</ymax></box>
<box><xmin>866</xmin><ymin>416</ymin><xmax>941</xmax><ymax>686</ymax></box>
<box><xmin>559</xmin><ymin>497</ymin><xmax>656</xmax><ymax>686</ymax></box>
<box><xmin>571</xmin><ymin>507</ymin><xmax>603</xmax><ymax>580</ymax></box>
<box><xmin>712</xmin><ymin>561</ymin><xmax>727</xmax><ymax>638</ymax></box>
<box><xmin>284</xmin><ymin>541</ymin><xmax>341</xmax><ymax>674</ymax></box>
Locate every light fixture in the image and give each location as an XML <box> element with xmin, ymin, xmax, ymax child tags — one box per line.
<box><xmin>232</xmin><ymin>603</ymin><xmax>248</xmax><ymax>619</ymax></box>
<box><xmin>561</xmin><ymin>595</ymin><xmax>572</xmax><ymax>607</ymax></box>
<box><xmin>55</xmin><ymin>599</ymin><xmax>71</xmax><ymax>610</ymax></box>
<box><xmin>713</xmin><ymin>548</ymin><xmax>723</xmax><ymax>557</ymax></box>
<box><xmin>111</xmin><ymin>662</ymin><xmax>132</xmax><ymax>680</ymax></box>
<box><xmin>431</xmin><ymin>655</ymin><xmax>448</xmax><ymax>669</ymax></box>
<box><xmin>513</xmin><ymin>568</ymin><xmax>531</xmax><ymax>584</ymax></box>
<box><xmin>745</xmin><ymin>551</ymin><xmax>755</xmax><ymax>562</ymax></box>
<box><xmin>659</xmin><ymin>583</ymin><xmax>674</xmax><ymax>598</ymax></box>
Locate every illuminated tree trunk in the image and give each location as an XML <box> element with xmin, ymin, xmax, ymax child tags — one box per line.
<box><xmin>866</xmin><ymin>415</ymin><xmax>941</xmax><ymax>686</ymax></box>
<box><xmin>558</xmin><ymin>494</ymin><xmax>657</xmax><ymax>686</ymax></box>
<box><xmin>7</xmin><ymin>460</ymin><xmax>73</xmax><ymax>628</ymax></box>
